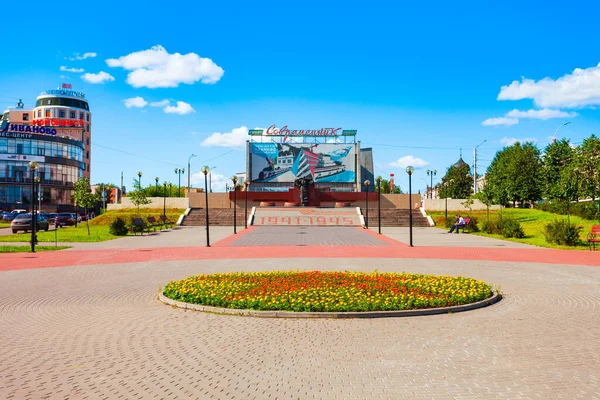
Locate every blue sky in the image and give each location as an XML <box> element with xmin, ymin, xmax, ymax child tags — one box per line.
<box><xmin>2</xmin><ymin>0</ymin><xmax>599</xmax><ymax>193</ymax></box>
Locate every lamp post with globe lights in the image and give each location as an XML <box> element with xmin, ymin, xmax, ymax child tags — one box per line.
<box><xmin>175</xmin><ymin>168</ymin><xmax>185</xmax><ymax>197</ymax></box>
<box><xmin>29</xmin><ymin>161</ymin><xmax>38</xmax><ymax>253</ymax></box>
<box><xmin>406</xmin><ymin>166</ymin><xmax>415</xmax><ymax>247</ymax></box>
<box><xmin>155</xmin><ymin>177</ymin><xmax>159</xmax><ymax>196</ymax></box>
<box><xmin>426</xmin><ymin>169</ymin><xmax>437</xmax><ymax>199</ymax></box>
<box><xmin>364</xmin><ymin>179</ymin><xmax>371</xmax><ymax>229</ymax></box>
<box><xmin>201</xmin><ymin>165</ymin><xmax>211</xmax><ymax>247</ymax></box>
<box><xmin>244</xmin><ymin>181</ymin><xmax>250</xmax><ymax>228</ymax></box>
<box><xmin>376</xmin><ymin>176</ymin><xmax>382</xmax><ymax>234</ymax></box>
<box><xmin>231</xmin><ymin>176</ymin><xmax>238</xmax><ymax>234</ymax></box>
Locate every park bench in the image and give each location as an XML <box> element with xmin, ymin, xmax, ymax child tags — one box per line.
<box><xmin>160</xmin><ymin>214</ymin><xmax>174</xmax><ymax>228</ymax></box>
<box><xmin>147</xmin><ymin>216</ymin><xmax>164</xmax><ymax>231</ymax></box>
<box><xmin>457</xmin><ymin>217</ymin><xmax>472</xmax><ymax>233</ymax></box>
<box><xmin>587</xmin><ymin>225</ymin><xmax>600</xmax><ymax>251</ymax></box>
<box><xmin>129</xmin><ymin>217</ymin><xmax>152</xmax><ymax>235</ymax></box>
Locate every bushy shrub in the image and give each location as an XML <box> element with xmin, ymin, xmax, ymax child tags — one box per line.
<box><xmin>464</xmin><ymin>216</ymin><xmax>479</xmax><ymax>232</ymax></box>
<box><xmin>570</xmin><ymin>202</ymin><xmax>599</xmax><ymax>221</ymax></box>
<box><xmin>543</xmin><ymin>219</ymin><xmax>582</xmax><ymax>246</ymax></box>
<box><xmin>499</xmin><ymin>217</ymin><xmax>525</xmax><ymax>238</ymax></box>
<box><xmin>109</xmin><ymin>217</ymin><xmax>129</xmax><ymax>236</ymax></box>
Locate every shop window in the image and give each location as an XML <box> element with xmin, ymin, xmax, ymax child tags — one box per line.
<box><xmin>79</xmin><ymin>112</ymin><xmax>84</xmax><ymax>120</ymax></box>
<box><xmin>45</xmin><ymin>109</ymin><xmax>51</xmax><ymax>118</ymax></box>
<box><xmin>59</xmin><ymin>110</ymin><xmax>65</xmax><ymax>118</ymax></box>
<box><xmin>86</xmin><ymin>124</ymin><xmax>90</xmax><ymax>132</ymax></box>
<box><xmin>86</xmin><ymin>137</ymin><xmax>89</xmax><ymax>145</ymax></box>
<box><xmin>70</xmin><ymin>111</ymin><xmax>75</xmax><ymax>119</ymax></box>
<box><xmin>86</xmin><ymin>151</ymin><xmax>89</xmax><ymax>159</ymax></box>
<box><xmin>86</xmin><ymin>113</ymin><xmax>89</xmax><ymax>121</ymax></box>
<box><xmin>22</xmin><ymin>113</ymin><xmax>29</xmax><ymax>121</ymax></box>
<box><xmin>37</xmin><ymin>110</ymin><xmax>42</xmax><ymax>118</ymax></box>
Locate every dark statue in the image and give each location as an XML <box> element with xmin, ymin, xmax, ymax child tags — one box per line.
<box><xmin>294</xmin><ymin>177</ymin><xmax>313</xmax><ymax>206</ymax></box>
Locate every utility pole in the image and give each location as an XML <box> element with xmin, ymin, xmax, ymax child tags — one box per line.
<box><xmin>120</xmin><ymin>171</ymin><xmax>123</xmax><ymax>203</ymax></box>
<box><xmin>474</xmin><ymin>140</ymin><xmax>486</xmax><ymax>194</ymax></box>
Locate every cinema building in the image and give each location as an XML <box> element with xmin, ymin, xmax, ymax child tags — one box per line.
<box><xmin>0</xmin><ymin>86</ymin><xmax>91</xmax><ymax>210</ymax></box>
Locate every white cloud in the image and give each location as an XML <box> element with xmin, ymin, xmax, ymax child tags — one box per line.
<box><xmin>81</xmin><ymin>71</ymin><xmax>115</xmax><ymax>84</ymax></box>
<box><xmin>60</xmin><ymin>66</ymin><xmax>85</xmax><ymax>73</ymax></box>
<box><xmin>163</xmin><ymin>101</ymin><xmax>195</xmax><ymax>115</ymax></box>
<box><xmin>106</xmin><ymin>45</ymin><xmax>224</xmax><ymax>88</ymax></box>
<box><xmin>500</xmin><ymin>137</ymin><xmax>537</xmax><ymax>146</ymax></box>
<box><xmin>390</xmin><ymin>155</ymin><xmax>429</xmax><ymax>169</ymax></box>
<box><xmin>150</xmin><ymin>99</ymin><xmax>170</xmax><ymax>107</ymax></box>
<box><xmin>482</xmin><ymin>117</ymin><xmax>519</xmax><ymax>126</ymax></box>
<box><xmin>123</xmin><ymin>97</ymin><xmax>148</xmax><ymax>109</ymax></box>
<box><xmin>190</xmin><ymin>172</ymin><xmax>227</xmax><ymax>191</ymax></box>
<box><xmin>505</xmin><ymin>108</ymin><xmax>578</xmax><ymax>120</ymax></box>
<box><xmin>201</xmin><ymin>126</ymin><xmax>249</xmax><ymax>148</ymax></box>
<box><xmin>68</xmin><ymin>52</ymin><xmax>97</xmax><ymax>61</ymax></box>
<box><xmin>498</xmin><ymin>62</ymin><xmax>600</xmax><ymax>108</ymax></box>
<box><xmin>59</xmin><ymin>75</ymin><xmax>69</xmax><ymax>80</ymax></box>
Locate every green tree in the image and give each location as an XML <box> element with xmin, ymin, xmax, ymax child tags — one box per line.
<box><xmin>439</xmin><ymin>163</ymin><xmax>472</xmax><ymax>199</ymax></box>
<box><xmin>129</xmin><ymin>177</ymin><xmax>151</xmax><ymax>213</ymax></box>
<box><xmin>73</xmin><ymin>177</ymin><xmax>97</xmax><ymax>235</ymax></box>
<box><xmin>486</xmin><ymin>141</ymin><xmax>542</xmax><ymax>207</ymax></box>
<box><xmin>542</xmin><ymin>139</ymin><xmax>574</xmax><ymax>202</ymax></box>
<box><xmin>573</xmin><ymin>134</ymin><xmax>600</xmax><ymax>201</ymax></box>
<box><xmin>476</xmin><ymin>184</ymin><xmax>494</xmax><ymax>224</ymax></box>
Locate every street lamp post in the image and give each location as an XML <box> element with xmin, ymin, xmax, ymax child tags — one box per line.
<box><xmin>426</xmin><ymin>169</ymin><xmax>437</xmax><ymax>199</ymax></box>
<box><xmin>244</xmin><ymin>181</ymin><xmax>250</xmax><ymax>229</ymax></box>
<box><xmin>231</xmin><ymin>176</ymin><xmax>238</xmax><ymax>234</ymax></box>
<box><xmin>163</xmin><ymin>182</ymin><xmax>167</xmax><ymax>217</ymax></box>
<box><xmin>187</xmin><ymin>154</ymin><xmax>196</xmax><ymax>190</ymax></box>
<box><xmin>137</xmin><ymin>171</ymin><xmax>142</xmax><ymax>189</ymax></box>
<box><xmin>201</xmin><ymin>165</ymin><xmax>211</xmax><ymax>247</ymax></box>
<box><xmin>406</xmin><ymin>166</ymin><xmax>414</xmax><ymax>247</ymax></box>
<box><xmin>376</xmin><ymin>176</ymin><xmax>382</xmax><ymax>234</ymax></box>
<box><xmin>364</xmin><ymin>180</ymin><xmax>370</xmax><ymax>229</ymax></box>
<box><xmin>29</xmin><ymin>161</ymin><xmax>38</xmax><ymax>253</ymax></box>
<box><xmin>175</xmin><ymin>168</ymin><xmax>185</xmax><ymax>197</ymax></box>
<box><xmin>155</xmin><ymin>177</ymin><xmax>159</xmax><ymax>196</ymax></box>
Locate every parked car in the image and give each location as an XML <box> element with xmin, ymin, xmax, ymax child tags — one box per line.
<box><xmin>55</xmin><ymin>212</ymin><xmax>76</xmax><ymax>227</ymax></box>
<box><xmin>47</xmin><ymin>213</ymin><xmax>58</xmax><ymax>225</ymax></box>
<box><xmin>12</xmin><ymin>209</ymin><xmax>28</xmax><ymax>214</ymax></box>
<box><xmin>11</xmin><ymin>213</ymin><xmax>49</xmax><ymax>233</ymax></box>
<box><xmin>2</xmin><ymin>212</ymin><xmax>15</xmax><ymax>222</ymax></box>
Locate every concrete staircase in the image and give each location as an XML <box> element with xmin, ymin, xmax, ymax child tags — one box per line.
<box><xmin>362</xmin><ymin>209</ymin><xmax>430</xmax><ymax>227</ymax></box>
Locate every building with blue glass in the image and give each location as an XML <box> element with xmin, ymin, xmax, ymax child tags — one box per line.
<box><xmin>0</xmin><ymin>86</ymin><xmax>91</xmax><ymax>211</ymax></box>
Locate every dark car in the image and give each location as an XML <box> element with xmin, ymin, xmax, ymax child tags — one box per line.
<box><xmin>47</xmin><ymin>213</ymin><xmax>58</xmax><ymax>225</ymax></box>
<box><xmin>55</xmin><ymin>212</ymin><xmax>76</xmax><ymax>227</ymax></box>
<box><xmin>78</xmin><ymin>213</ymin><xmax>88</xmax><ymax>221</ymax></box>
<box><xmin>11</xmin><ymin>213</ymin><xmax>49</xmax><ymax>233</ymax></box>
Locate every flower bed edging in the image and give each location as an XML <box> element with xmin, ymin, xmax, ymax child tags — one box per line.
<box><xmin>158</xmin><ymin>290</ymin><xmax>501</xmax><ymax>319</ymax></box>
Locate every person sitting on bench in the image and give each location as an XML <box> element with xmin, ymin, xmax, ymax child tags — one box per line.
<box><xmin>448</xmin><ymin>215</ymin><xmax>465</xmax><ymax>233</ymax></box>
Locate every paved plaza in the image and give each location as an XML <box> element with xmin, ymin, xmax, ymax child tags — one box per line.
<box><xmin>0</xmin><ymin>226</ymin><xmax>599</xmax><ymax>399</ymax></box>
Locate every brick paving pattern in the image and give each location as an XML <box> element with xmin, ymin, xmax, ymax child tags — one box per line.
<box><xmin>0</xmin><ymin>257</ymin><xmax>599</xmax><ymax>399</ymax></box>
<box><xmin>229</xmin><ymin>226</ymin><xmax>389</xmax><ymax>246</ymax></box>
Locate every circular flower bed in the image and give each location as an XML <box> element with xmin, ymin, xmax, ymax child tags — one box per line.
<box><xmin>163</xmin><ymin>271</ymin><xmax>493</xmax><ymax>313</ymax></box>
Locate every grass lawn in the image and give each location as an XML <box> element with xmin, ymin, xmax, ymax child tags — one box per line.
<box><xmin>0</xmin><ymin>221</ymin><xmax>11</xmax><ymax>227</ymax></box>
<box><xmin>0</xmin><ymin>245</ymin><xmax>71</xmax><ymax>253</ymax></box>
<box><xmin>427</xmin><ymin>208</ymin><xmax>598</xmax><ymax>250</ymax></box>
<box><xmin>0</xmin><ymin>224</ymin><xmax>119</xmax><ymax>243</ymax></box>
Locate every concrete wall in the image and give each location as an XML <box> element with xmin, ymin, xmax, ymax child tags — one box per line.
<box><xmin>423</xmin><ymin>198</ymin><xmax>501</xmax><ymax>211</ymax></box>
<box><xmin>107</xmin><ymin>197</ymin><xmax>189</xmax><ymax>210</ymax></box>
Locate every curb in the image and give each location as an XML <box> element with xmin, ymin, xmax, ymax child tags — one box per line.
<box><xmin>158</xmin><ymin>291</ymin><xmax>501</xmax><ymax>319</ymax></box>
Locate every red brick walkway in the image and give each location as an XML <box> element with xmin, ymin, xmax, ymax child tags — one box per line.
<box><xmin>1</xmin><ymin>228</ymin><xmax>598</xmax><ymax>272</ymax></box>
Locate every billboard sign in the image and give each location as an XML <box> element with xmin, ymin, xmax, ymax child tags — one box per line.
<box><xmin>250</xmin><ymin>142</ymin><xmax>355</xmax><ymax>183</ymax></box>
